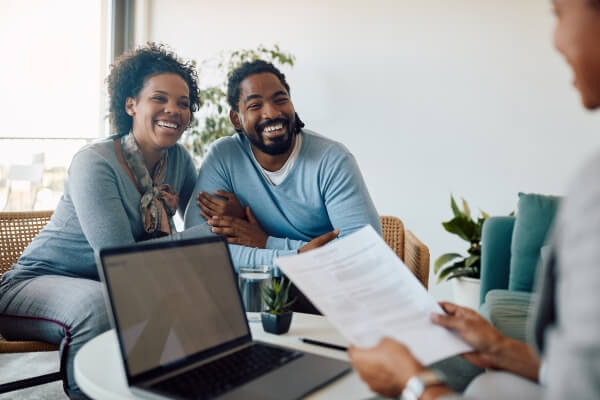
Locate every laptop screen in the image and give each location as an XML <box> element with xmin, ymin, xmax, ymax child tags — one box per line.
<box><xmin>100</xmin><ymin>238</ymin><xmax>250</xmax><ymax>377</ymax></box>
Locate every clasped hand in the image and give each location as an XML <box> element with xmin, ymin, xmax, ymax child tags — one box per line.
<box><xmin>197</xmin><ymin>190</ymin><xmax>245</xmax><ymax>220</ymax></box>
<box><xmin>199</xmin><ymin>191</ymin><xmax>339</xmax><ymax>252</ymax></box>
<box><xmin>208</xmin><ymin>207</ymin><xmax>269</xmax><ymax>248</ymax></box>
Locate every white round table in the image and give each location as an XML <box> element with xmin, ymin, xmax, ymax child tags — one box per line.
<box><xmin>74</xmin><ymin>313</ymin><xmax>374</xmax><ymax>399</ymax></box>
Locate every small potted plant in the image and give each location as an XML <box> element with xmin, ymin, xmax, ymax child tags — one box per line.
<box><xmin>434</xmin><ymin>196</ymin><xmax>488</xmax><ymax>309</ymax></box>
<box><xmin>435</xmin><ymin>196</ymin><xmax>488</xmax><ymax>281</ymax></box>
<box><xmin>435</xmin><ymin>196</ymin><xmax>513</xmax><ymax>309</ymax></box>
<box><xmin>261</xmin><ymin>277</ymin><xmax>297</xmax><ymax>335</ymax></box>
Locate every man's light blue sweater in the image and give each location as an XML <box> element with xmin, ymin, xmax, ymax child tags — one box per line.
<box><xmin>184</xmin><ymin>129</ymin><xmax>381</xmax><ymax>271</ymax></box>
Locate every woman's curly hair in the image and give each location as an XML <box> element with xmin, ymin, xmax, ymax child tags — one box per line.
<box><xmin>106</xmin><ymin>42</ymin><xmax>200</xmax><ymax>135</ymax></box>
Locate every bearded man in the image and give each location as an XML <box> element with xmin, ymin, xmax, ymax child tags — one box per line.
<box><xmin>184</xmin><ymin>60</ymin><xmax>380</xmax><ymax>311</ymax></box>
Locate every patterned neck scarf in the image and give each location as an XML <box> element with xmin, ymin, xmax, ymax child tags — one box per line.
<box><xmin>120</xmin><ymin>133</ymin><xmax>178</xmax><ymax>238</ymax></box>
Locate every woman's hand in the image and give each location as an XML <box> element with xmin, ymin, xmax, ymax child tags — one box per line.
<box><xmin>207</xmin><ymin>206</ymin><xmax>268</xmax><ymax>248</ymax></box>
<box><xmin>431</xmin><ymin>302</ymin><xmax>506</xmax><ymax>369</ymax></box>
<box><xmin>432</xmin><ymin>302</ymin><xmax>540</xmax><ymax>380</ymax></box>
<box><xmin>298</xmin><ymin>230</ymin><xmax>339</xmax><ymax>253</ymax></box>
<box><xmin>197</xmin><ymin>190</ymin><xmax>245</xmax><ymax>220</ymax></box>
<box><xmin>348</xmin><ymin>338</ymin><xmax>425</xmax><ymax>398</ymax></box>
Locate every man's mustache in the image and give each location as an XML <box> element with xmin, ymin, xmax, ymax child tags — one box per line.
<box><xmin>256</xmin><ymin>117</ymin><xmax>290</xmax><ymax>135</ymax></box>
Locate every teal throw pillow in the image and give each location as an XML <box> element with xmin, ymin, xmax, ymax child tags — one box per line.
<box><xmin>509</xmin><ymin>192</ymin><xmax>560</xmax><ymax>292</ymax></box>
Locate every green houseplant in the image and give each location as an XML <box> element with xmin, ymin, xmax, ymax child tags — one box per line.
<box><xmin>434</xmin><ymin>196</ymin><xmax>490</xmax><ymax>283</ymax></box>
<box><xmin>183</xmin><ymin>45</ymin><xmax>295</xmax><ymax>164</ymax></box>
<box><xmin>261</xmin><ymin>277</ymin><xmax>297</xmax><ymax>334</ymax></box>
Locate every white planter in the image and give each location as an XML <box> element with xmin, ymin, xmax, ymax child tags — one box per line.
<box><xmin>452</xmin><ymin>277</ymin><xmax>481</xmax><ymax>310</ymax></box>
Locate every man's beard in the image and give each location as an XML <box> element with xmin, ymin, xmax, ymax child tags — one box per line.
<box><xmin>245</xmin><ymin>117</ymin><xmax>295</xmax><ymax>156</ymax></box>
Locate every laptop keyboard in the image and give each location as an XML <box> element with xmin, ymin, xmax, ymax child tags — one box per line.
<box><xmin>152</xmin><ymin>343</ymin><xmax>303</xmax><ymax>399</ymax></box>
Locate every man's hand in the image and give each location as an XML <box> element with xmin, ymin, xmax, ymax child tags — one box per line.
<box><xmin>207</xmin><ymin>206</ymin><xmax>268</xmax><ymax>248</ymax></box>
<box><xmin>431</xmin><ymin>302</ymin><xmax>506</xmax><ymax>369</ymax></box>
<box><xmin>348</xmin><ymin>338</ymin><xmax>424</xmax><ymax>398</ymax></box>
<box><xmin>197</xmin><ymin>190</ymin><xmax>245</xmax><ymax>220</ymax></box>
<box><xmin>298</xmin><ymin>230</ymin><xmax>339</xmax><ymax>253</ymax></box>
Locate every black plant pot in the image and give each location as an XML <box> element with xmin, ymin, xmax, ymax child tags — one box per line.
<box><xmin>261</xmin><ymin>311</ymin><xmax>293</xmax><ymax>335</ymax></box>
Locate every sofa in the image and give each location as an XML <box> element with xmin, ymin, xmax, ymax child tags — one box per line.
<box><xmin>478</xmin><ymin>193</ymin><xmax>560</xmax><ymax>342</ymax></box>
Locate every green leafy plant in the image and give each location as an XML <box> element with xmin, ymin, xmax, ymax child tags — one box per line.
<box><xmin>261</xmin><ymin>277</ymin><xmax>297</xmax><ymax>315</ymax></box>
<box><xmin>434</xmin><ymin>196</ymin><xmax>490</xmax><ymax>283</ymax></box>
<box><xmin>183</xmin><ymin>44</ymin><xmax>295</xmax><ymax>163</ymax></box>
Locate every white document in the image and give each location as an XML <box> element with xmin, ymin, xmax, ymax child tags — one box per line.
<box><xmin>275</xmin><ymin>225</ymin><xmax>472</xmax><ymax>365</ymax></box>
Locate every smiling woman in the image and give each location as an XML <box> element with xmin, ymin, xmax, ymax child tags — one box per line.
<box><xmin>0</xmin><ymin>43</ymin><xmax>213</xmax><ymax>399</ymax></box>
<box><xmin>124</xmin><ymin>74</ymin><xmax>192</xmax><ymax>168</ymax></box>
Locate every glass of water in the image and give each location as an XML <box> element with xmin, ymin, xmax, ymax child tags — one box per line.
<box><xmin>238</xmin><ymin>265</ymin><xmax>272</xmax><ymax>322</ymax></box>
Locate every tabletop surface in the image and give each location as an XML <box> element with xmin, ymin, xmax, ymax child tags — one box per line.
<box><xmin>74</xmin><ymin>312</ymin><xmax>375</xmax><ymax>400</ymax></box>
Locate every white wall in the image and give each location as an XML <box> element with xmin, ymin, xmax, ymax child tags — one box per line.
<box><xmin>145</xmin><ymin>0</ymin><xmax>600</xmax><ymax>300</ymax></box>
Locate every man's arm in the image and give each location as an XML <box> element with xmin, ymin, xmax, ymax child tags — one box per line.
<box><xmin>319</xmin><ymin>146</ymin><xmax>381</xmax><ymax>237</ymax></box>
<box><xmin>183</xmin><ymin>144</ymin><xmax>300</xmax><ymax>269</ymax></box>
<box><xmin>265</xmin><ymin>236</ymin><xmax>308</xmax><ymax>250</ymax></box>
<box><xmin>195</xmin><ymin>190</ymin><xmax>309</xmax><ymax>251</ymax></box>
<box><xmin>249</xmin><ymin>143</ymin><xmax>382</xmax><ymax>251</ymax></box>
<box><xmin>192</xmin><ymin>142</ymin><xmax>380</xmax><ymax>251</ymax></box>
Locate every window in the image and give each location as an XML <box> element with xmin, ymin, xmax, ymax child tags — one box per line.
<box><xmin>0</xmin><ymin>0</ymin><xmax>111</xmax><ymax>210</ymax></box>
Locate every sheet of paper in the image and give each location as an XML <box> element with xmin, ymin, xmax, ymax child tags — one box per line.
<box><xmin>275</xmin><ymin>225</ymin><xmax>472</xmax><ymax>365</ymax></box>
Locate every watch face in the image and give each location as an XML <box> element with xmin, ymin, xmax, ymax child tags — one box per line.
<box><xmin>402</xmin><ymin>369</ymin><xmax>446</xmax><ymax>400</ymax></box>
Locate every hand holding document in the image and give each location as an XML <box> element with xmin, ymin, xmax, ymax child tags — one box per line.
<box><xmin>275</xmin><ymin>225</ymin><xmax>472</xmax><ymax>365</ymax></box>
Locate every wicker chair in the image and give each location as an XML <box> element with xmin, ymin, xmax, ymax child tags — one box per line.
<box><xmin>0</xmin><ymin>210</ymin><xmax>61</xmax><ymax>394</ymax></box>
<box><xmin>380</xmin><ymin>216</ymin><xmax>430</xmax><ymax>289</ymax></box>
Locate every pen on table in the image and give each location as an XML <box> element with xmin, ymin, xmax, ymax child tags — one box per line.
<box><xmin>300</xmin><ymin>338</ymin><xmax>348</xmax><ymax>351</ymax></box>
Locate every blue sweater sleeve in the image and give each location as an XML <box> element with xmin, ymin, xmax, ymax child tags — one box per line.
<box><xmin>265</xmin><ymin>236</ymin><xmax>308</xmax><ymax>250</ymax></box>
<box><xmin>319</xmin><ymin>146</ymin><xmax>382</xmax><ymax>237</ymax></box>
<box><xmin>183</xmin><ymin>143</ymin><xmax>297</xmax><ymax>271</ymax></box>
<box><xmin>68</xmin><ymin>150</ymin><xmax>139</xmax><ymax>251</ymax></box>
<box><xmin>183</xmin><ymin>142</ymin><xmax>231</xmax><ymax>228</ymax></box>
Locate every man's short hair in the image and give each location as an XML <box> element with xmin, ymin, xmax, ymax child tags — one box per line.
<box><xmin>227</xmin><ymin>60</ymin><xmax>291</xmax><ymax>112</ymax></box>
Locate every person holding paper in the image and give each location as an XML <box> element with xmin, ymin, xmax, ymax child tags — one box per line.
<box><xmin>349</xmin><ymin>304</ymin><xmax>541</xmax><ymax>399</ymax></box>
<box><xmin>348</xmin><ymin>0</ymin><xmax>600</xmax><ymax>399</ymax></box>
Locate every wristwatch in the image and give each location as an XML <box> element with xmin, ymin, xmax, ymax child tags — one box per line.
<box><xmin>400</xmin><ymin>369</ymin><xmax>446</xmax><ymax>400</ymax></box>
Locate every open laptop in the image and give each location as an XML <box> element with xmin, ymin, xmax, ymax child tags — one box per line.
<box><xmin>96</xmin><ymin>236</ymin><xmax>350</xmax><ymax>400</ymax></box>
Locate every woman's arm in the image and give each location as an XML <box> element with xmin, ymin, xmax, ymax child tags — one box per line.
<box><xmin>69</xmin><ymin>146</ymin><xmax>206</xmax><ymax>250</ymax></box>
<box><xmin>67</xmin><ymin>149</ymin><xmax>138</xmax><ymax>250</ymax></box>
<box><xmin>176</xmin><ymin>147</ymin><xmax>199</xmax><ymax>217</ymax></box>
